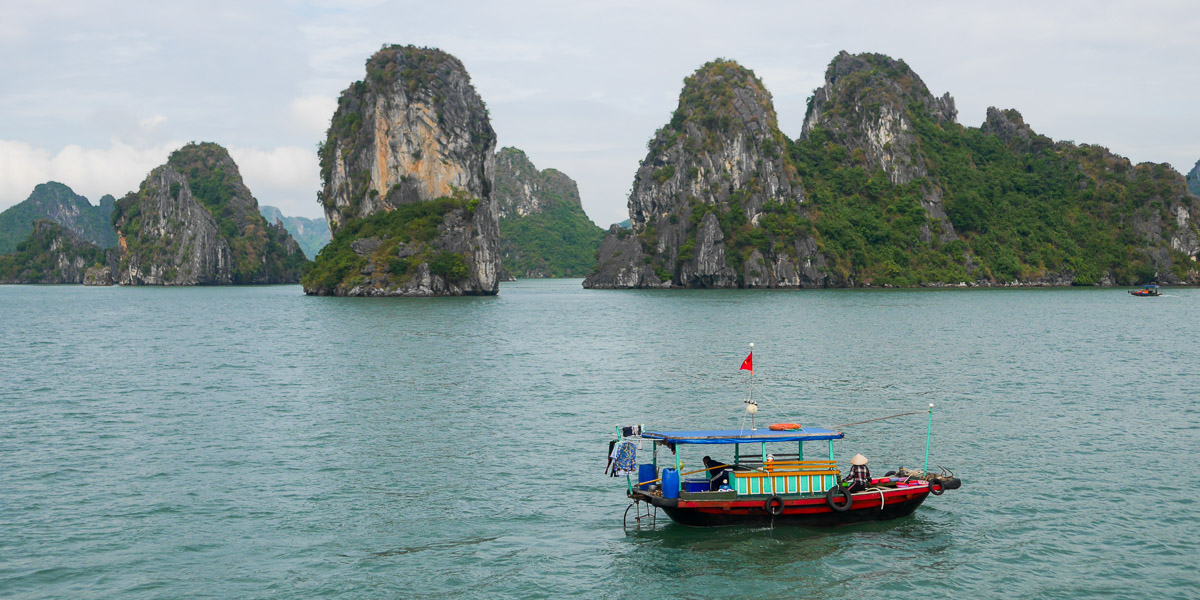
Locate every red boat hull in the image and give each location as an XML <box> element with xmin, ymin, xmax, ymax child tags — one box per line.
<box><xmin>635</xmin><ymin>485</ymin><xmax>931</xmax><ymax>527</ymax></box>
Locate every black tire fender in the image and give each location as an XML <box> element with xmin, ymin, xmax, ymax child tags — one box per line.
<box><xmin>942</xmin><ymin>477</ymin><xmax>961</xmax><ymax>490</ymax></box>
<box><xmin>826</xmin><ymin>485</ymin><xmax>853</xmax><ymax>512</ymax></box>
<box><xmin>765</xmin><ymin>495</ymin><xmax>785</xmax><ymax>516</ymax></box>
<box><xmin>928</xmin><ymin>480</ymin><xmax>945</xmax><ymax>495</ymax></box>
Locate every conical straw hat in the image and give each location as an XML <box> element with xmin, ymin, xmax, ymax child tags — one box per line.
<box><xmin>851</xmin><ymin>454</ymin><xmax>868</xmax><ymax>466</ymax></box>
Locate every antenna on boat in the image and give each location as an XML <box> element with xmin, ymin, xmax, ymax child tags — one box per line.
<box><xmin>743</xmin><ymin>342</ymin><xmax>758</xmax><ymax>429</ymax></box>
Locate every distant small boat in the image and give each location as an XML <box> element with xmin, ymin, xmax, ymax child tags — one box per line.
<box><xmin>1129</xmin><ymin>285</ymin><xmax>1161</xmax><ymax>297</ymax></box>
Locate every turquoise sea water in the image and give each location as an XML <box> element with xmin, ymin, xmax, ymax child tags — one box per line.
<box><xmin>1</xmin><ymin>280</ymin><xmax>1198</xmax><ymax>598</ymax></box>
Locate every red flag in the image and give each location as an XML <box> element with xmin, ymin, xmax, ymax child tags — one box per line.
<box><xmin>740</xmin><ymin>352</ymin><xmax>753</xmax><ymax>373</ymax></box>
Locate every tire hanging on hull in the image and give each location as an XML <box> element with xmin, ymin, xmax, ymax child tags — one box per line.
<box><xmin>826</xmin><ymin>486</ymin><xmax>853</xmax><ymax>512</ymax></box>
<box><xmin>765</xmin><ymin>495</ymin><xmax>785</xmax><ymax>516</ymax></box>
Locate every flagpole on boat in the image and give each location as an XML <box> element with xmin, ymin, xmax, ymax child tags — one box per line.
<box><xmin>744</xmin><ymin>343</ymin><xmax>757</xmax><ymax>430</ymax></box>
<box><xmin>748</xmin><ymin>342</ymin><xmax>754</xmax><ymax>405</ymax></box>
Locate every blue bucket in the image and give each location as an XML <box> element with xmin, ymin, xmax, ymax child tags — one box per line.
<box><xmin>662</xmin><ymin>468</ymin><xmax>679</xmax><ymax>499</ymax></box>
<box><xmin>638</xmin><ymin>464</ymin><xmax>657</xmax><ymax>490</ymax></box>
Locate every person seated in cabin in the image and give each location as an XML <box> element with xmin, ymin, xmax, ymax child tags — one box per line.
<box><xmin>847</xmin><ymin>454</ymin><xmax>871</xmax><ymax>493</ymax></box>
<box><xmin>703</xmin><ymin>456</ymin><xmax>732</xmax><ymax>491</ymax></box>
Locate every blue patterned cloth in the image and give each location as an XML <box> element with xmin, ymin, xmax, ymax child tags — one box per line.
<box><xmin>611</xmin><ymin>441</ymin><xmax>637</xmax><ymax>476</ymax></box>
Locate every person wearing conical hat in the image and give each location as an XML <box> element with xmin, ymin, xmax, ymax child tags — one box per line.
<box><xmin>847</xmin><ymin>453</ymin><xmax>871</xmax><ymax>493</ymax></box>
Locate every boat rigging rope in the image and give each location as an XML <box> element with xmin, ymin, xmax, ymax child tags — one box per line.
<box><xmin>833</xmin><ymin>410</ymin><xmax>926</xmax><ymax>429</ymax></box>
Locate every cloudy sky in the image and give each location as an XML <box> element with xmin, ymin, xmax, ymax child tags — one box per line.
<box><xmin>1</xmin><ymin>1</ymin><xmax>1197</xmax><ymax>225</ymax></box>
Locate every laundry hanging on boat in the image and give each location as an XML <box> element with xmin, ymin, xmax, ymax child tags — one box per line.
<box><xmin>621</xmin><ymin>425</ymin><xmax>642</xmax><ymax>437</ymax></box>
<box><xmin>610</xmin><ymin>440</ymin><xmax>637</xmax><ymax>476</ymax></box>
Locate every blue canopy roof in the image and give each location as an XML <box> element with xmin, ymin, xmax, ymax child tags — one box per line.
<box><xmin>642</xmin><ymin>427</ymin><xmax>844</xmax><ymax>445</ymax></box>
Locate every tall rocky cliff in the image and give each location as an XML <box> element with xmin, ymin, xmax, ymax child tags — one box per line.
<box><xmin>0</xmin><ymin>182</ymin><xmax>117</xmax><ymax>254</ymax></box>
<box><xmin>111</xmin><ymin>142</ymin><xmax>307</xmax><ymax>285</ymax></box>
<box><xmin>586</xmin><ymin>60</ymin><xmax>819</xmax><ymax>288</ymax></box>
<box><xmin>587</xmin><ymin>51</ymin><xmax>1200</xmax><ymax>288</ymax></box>
<box><xmin>0</xmin><ymin>220</ymin><xmax>110</xmax><ymax>284</ymax></box>
<box><xmin>304</xmin><ymin>45</ymin><xmax>500</xmax><ymax>296</ymax></box>
<box><xmin>801</xmin><ymin>51</ymin><xmax>958</xmax><ymax>243</ymax></box>
<box><xmin>1187</xmin><ymin>160</ymin><xmax>1200</xmax><ymax>197</ymax></box>
<box><xmin>494</xmin><ymin>147</ymin><xmax>603</xmax><ymax>278</ymax></box>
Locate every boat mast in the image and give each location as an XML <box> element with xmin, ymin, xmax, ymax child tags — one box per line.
<box><xmin>924</xmin><ymin>403</ymin><xmax>934</xmax><ymax>473</ymax></box>
<box><xmin>744</xmin><ymin>343</ymin><xmax>758</xmax><ymax>429</ymax></box>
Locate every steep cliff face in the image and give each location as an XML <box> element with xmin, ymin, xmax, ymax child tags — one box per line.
<box><xmin>801</xmin><ymin>51</ymin><xmax>957</xmax><ymax>242</ymax></box>
<box><xmin>585</xmin><ymin>60</ymin><xmax>825</xmax><ymax>289</ymax></box>
<box><xmin>1064</xmin><ymin>147</ymin><xmax>1200</xmax><ymax>283</ymax></box>
<box><xmin>0</xmin><ymin>182</ymin><xmax>117</xmax><ymax>254</ymax></box>
<box><xmin>1187</xmin><ymin>160</ymin><xmax>1200</xmax><ymax>197</ymax></box>
<box><xmin>980</xmin><ymin>107</ymin><xmax>1042</xmax><ymax>154</ymax></box>
<box><xmin>112</xmin><ymin>143</ymin><xmax>307</xmax><ymax>285</ymax></box>
<box><xmin>494</xmin><ymin>147</ymin><xmax>603</xmax><ymax>278</ymax></box>
<box><xmin>113</xmin><ymin>165</ymin><xmax>232</xmax><ymax>285</ymax></box>
<box><xmin>0</xmin><ymin>220</ymin><xmax>110</xmax><ymax>284</ymax></box>
<box><xmin>305</xmin><ymin>45</ymin><xmax>499</xmax><ymax>296</ymax></box>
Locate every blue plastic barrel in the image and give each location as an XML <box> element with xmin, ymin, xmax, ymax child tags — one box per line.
<box><xmin>638</xmin><ymin>464</ymin><xmax>657</xmax><ymax>490</ymax></box>
<box><xmin>662</xmin><ymin>468</ymin><xmax>679</xmax><ymax>499</ymax></box>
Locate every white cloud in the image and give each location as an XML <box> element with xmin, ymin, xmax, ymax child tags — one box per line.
<box><xmin>229</xmin><ymin>145</ymin><xmax>323</xmax><ymax>218</ymax></box>
<box><xmin>289</xmin><ymin>95</ymin><xmax>337</xmax><ymax>137</ymax></box>
<box><xmin>0</xmin><ymin>141</ymin><xmax>52</xmax><ymax>205</ymax></box>
<box><xmin>139</xmin><ymin>114</ymin><xmax>168</xmax><ymax>132</ymax></box>
<box><xmin>0</xmin><ymin>139</ymin><xmax>183</xmax><ymax>208</ymax></box>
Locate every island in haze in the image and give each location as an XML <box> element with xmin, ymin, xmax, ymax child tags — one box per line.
<box><xmin>0</xmin><ymin>144</ymin><xmax>308</xmax><ymax>285</ymax></box>
<box><xmin>0</xmin><ymin>182</ymin><xmax>117</xmax><ymax>255</ymax></box>
<box><xmin>585</xmin><ymin>52</ymin><xmax>1200</xmax><ymax>289</ymax></box>
<box><xmin>259</xmin><ymin>206</ymin><xmax>331</xmax><ymax>261</ymax></box>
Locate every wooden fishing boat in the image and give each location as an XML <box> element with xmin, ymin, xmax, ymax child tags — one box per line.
<box><xmin>609</xmin><ymin>346</ymin><xmax>960</xmax><ymax>527</ymax></box>
<box><xmin>1129</xmin><ymin>285</ymin><xmax>1161</xmax><ymax>297</ymax></box>
<box><xmin>610</xmin><ymin>412</ymin><xmax>961</xmax><ymax>528</ymax></box>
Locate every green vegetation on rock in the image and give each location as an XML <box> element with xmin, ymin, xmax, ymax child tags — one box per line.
<box><xmin>792</xmin><ymin>105</ymin><xmax>1192</xmax><ymax>285</ymax></box>
<box><xmin>0</xmin><ymin>220</ymin><xmax>108</xmax><ymax>283</ymax></box>
<box><xmin>499</xmin><ymin>200</ymin><xmax>604</xmax><ymax>278</ymax></box>
<box><xmin>594</xmin><ymin>51</ymin><xmax>1200</xmax><ymax>288</ymax></box>
<box><xmin>494</xmin><ymin>147</ymin><xmax>604</xmax><ymax>278</ymax></box>
<box><xmin>301</xmin><ymin>194</ymin><xmax>474</xmax><ymax>294</ymax></box>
